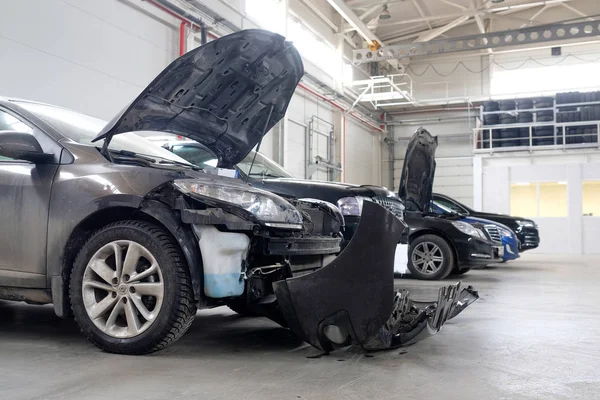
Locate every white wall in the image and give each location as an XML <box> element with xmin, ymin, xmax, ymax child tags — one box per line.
<box><xmin>0</xmin><ymin>0</ymin><xmax>179</xmax><ymax>120</ymax></box>
<box><xmin>344</xmin><ymin>118</ymin><xmax>380</xmax><ymax>185</ymax></box>
<box><xmin>0</xmin><ymin>0</ymin><xmax>383</xmax><ymax>186</ymax></box>
<box><xmin>474</xmin><ymin>151</ymin><xmax>600</xmax><ymax>254</ymax></box>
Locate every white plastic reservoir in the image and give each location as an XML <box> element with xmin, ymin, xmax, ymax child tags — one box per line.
<box><xmin>394</xmin><ymin>243</ymin><xmax>409</xmax><ymax>274</ymax></box>
<box><xmin>193</xmin><ymin>225</ymin><xmax>250</xmax><ymax>298</ymax></box>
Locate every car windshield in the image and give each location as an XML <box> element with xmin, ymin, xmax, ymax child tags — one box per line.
<box><xmin>238</xmin><ymin>151</ymin><xmax>293</xmax><ymax>178</ymax></box>
<box><xmin>14</xmin><ymin>101</ymin><xmax>196</xmax><ymax>165</ymax></box>
<box><xmin>430</xmin><ymin>201</ymin><xmax>456</xmax><ymax>215</ymax></box>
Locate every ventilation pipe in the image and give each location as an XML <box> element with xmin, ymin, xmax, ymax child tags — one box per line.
<box><xmin>146</xmin><ymin>0</ymin><xmax>215</xmax><ymax>54</ymax></box>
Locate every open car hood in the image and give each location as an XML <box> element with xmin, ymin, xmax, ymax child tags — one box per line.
<box><xmin>94</xmin><ymin>29</ymin><xmax>304</xmax><ymax>167</ymax></box>
<box><xmin>398</xmin><ymin>128</ymin><xmax>438</xmax><ymax>211</ymax></box>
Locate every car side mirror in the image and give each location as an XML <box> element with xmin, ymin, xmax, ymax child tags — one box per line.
<box><xmin>0</xmin><ymin>130</ymin><xmax>55</xmax><ymax>164</ymax></box>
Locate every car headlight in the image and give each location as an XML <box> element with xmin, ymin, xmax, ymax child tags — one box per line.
<box><xmin>516</xmin><ymin>219</ymin><xmax>536</xmax><ymax>228</ymax></box>
<box><xmin>500</xmin><ymin>228</ymin><xmax>513</xmax><ymax>238</ymax></box>
<box><xmin>452</xmin><ymin>221</ymin><xmax>483</xmax><ymax>238</ymax></box>
<box><xmin>173</xmin><ymin>180</ymin><xmax>303</xmax><ymax>229</ymax></box>
<box><xmin>336</xmin><ymin>196</ymin><xmax>370</xmax><ymax>216</ymax></box>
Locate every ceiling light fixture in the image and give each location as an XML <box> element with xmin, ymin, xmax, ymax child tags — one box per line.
<box><xmin>379</xmin><ymin>5</ymin><xmax>391</xmax><ymax>20</ymax></box>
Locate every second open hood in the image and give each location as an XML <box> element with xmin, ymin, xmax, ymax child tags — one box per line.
<box><xmin>95</xmin><ymin>29</ymin><xmax>303</xmax><ymax>168</ymax></box>
<box><xmin>398</xmin><ymin>128</ymin><xmax>438</xmax><ymax>211</ymax></box>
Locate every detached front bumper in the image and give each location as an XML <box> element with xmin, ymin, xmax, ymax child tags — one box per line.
<box><xmin>272</xmin><ymin>202</ymin><xmax>479</xmax><ymax>352</ymax></box>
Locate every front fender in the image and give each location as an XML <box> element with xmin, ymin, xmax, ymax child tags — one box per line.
<box><xmin>139</xmin><ymin>200</ymin><xmax>205</xmax><ymax>306</ymax></box>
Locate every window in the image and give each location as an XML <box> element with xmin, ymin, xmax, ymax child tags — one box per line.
<box><xmin>434</xmin><ymin>197</ymin><xmax>467</xmax><ymax>214</ymax></box>
<box><xmin>491</xmin><ymin>62</ymin><xmax>600</xmax><ymax>96</ymax></box>
<box><xmin>538</xmin><ymin>182</ymin><xmax>567</xmax><ymax>217</ymax></box>
<box><xmin>0</xmin><ymin>109</ymin><xmax>34</xmax><ymax>161</ymax></box>
<box><xmin>287</xmin><ymin>18</ymin><xmax>340</xmax><ymax>80</ymax></box>
<box><xmin>245</xmin><ymin>0</ymin><xmax>286</xmax><ymax>35</ymax></box>
<box><xmin>510</xmin><ymin>183</ymin><xmax>537</xmax><ymax>217</ymax></box>
<box><xmin>510</xmin><ymin>182</ymin><xmax>567</xmax><ymax>217</ymax></box>
<box><xmin>15</xmin><ymin>101</ymin><xmax>104</xmax><ymax>142</ymax></box>
<box><xmin>583</xmin><ymin>181</ymin><xmax>600</xmax><ymax>216</ymax></box>
<box><xmin>15</xmin><ymin>102</ymin><xmax>192</xmax><ymax>164</ymax></box>
<box><xmin>245</xmin><ymin>0</ymin><xmax>342</xmax><ymax>81</ymax></box>
<box><xmin>237</xmin><ymin>151</ymin><xmax>293</xmax><ymax>178</ymax></box>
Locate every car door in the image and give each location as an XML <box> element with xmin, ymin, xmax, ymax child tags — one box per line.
<box><xmin>0</xmin><ymin>107</ymin><xmax>58</xmax><ymax>288</ymax></box>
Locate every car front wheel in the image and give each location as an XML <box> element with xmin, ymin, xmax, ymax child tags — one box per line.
<box><xmin>407</xmin><ymin>235</ymin><xmax>455</xmax><ymax>280</ymax></box>
<box><xmin>70</xmin><ymin>221</ymin><xmax>197</xmax><ymax>354</ymax></box>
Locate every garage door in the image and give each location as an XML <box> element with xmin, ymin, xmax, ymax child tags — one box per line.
<box><xmin>433</xmin><ymin>157</ymin><xmax>474</xmax><ymax>208</ymax></box>
<box><xmin>393</xmin><ymin>156</ymin><xmax>473</xmax><ymax>208</ymax></box>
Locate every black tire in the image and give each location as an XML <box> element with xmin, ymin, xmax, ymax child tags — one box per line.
<box><xmin>452</xmin><ymin>268</ymin><xmax>471</xmax><ymax>276</ymax></box>
<box><xmin>501</xmin><ymin>129</ymin><xmax>519</xmax><ymax>139</ymax></box>
<box><xmin>407</xmin><ymin>235</ymin><xmax>455</xmax><ymax>280</ymax></box>
<box><xmin>517</xmin><ymin>112</ymin><xmax>533</xmax><ymax>123</ymax></box>
<box><xmin>536</xmin><ymin>110</ymin><xmax>554</xmax><ymax>118</ymax></box>
<box><xmin>534</xmin><ymin>139</ymin><xmax>554</xmax><ymax>146</ymax></box>
<box><xmin>499</xmin><ymin>117</ymin><xmax>516</xmax><ymax>125</ymax></box>
<box><xmin>534</xmin><ymin>128</ymin><xmax>553</xmax><ymax>138</ymax></box>
<box><xmin>537</xmin><ymin>115</ymin><xmax>554</xmax><ymax>122</ymax></box>
<box><xmin>498</xmin><ymin>100</ymin><xmax>516</xmax><ymax>111</ymax></box>
<box><xmin>534</xmin><ymin>98</ymin><xmax>553</xmax><ymax>108</ymax></box>
<box><xmin>70</xmin><ymin>220</ymin><xmax>197</xmax><ymax>355</ymax></box>
<box><xmin>517</xmin><ymin>100</ymin><xmax>533</xmax><ymax>110</ymax></box>
<box><xmin>582</xmin><ymin>107</ymin><xmax>590</xmax><ymax>121</ymax></box>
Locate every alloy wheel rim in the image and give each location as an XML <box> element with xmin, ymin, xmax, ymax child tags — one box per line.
<box><xmin>412</xmin><ymin>242</ymin><xmax>444</xmax><ymax>275</ymax></box>
<box><xmin>82</xmin><ymin>240</ymin><xmax>164</xmax><ymax>338</ymax></box>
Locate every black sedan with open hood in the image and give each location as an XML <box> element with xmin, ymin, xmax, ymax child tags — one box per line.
<box><xmin>0</xmin><ymin>30</ymin><xmax>476</xmax><ymax>354</ymax></box>
<box><xmin>399</xmin><ymin>128</ymin><xmax>496</xmax><ymax>280</ymax></box>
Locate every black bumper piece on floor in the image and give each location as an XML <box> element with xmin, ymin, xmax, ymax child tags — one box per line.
<box><xmin>364</xmin><ymin>283</ymin><xmax>479</xmax><ymax>350</ymax></box>
<box><xmin>273</xmin><ymin>202</ymin><xmax>401</xmax><ymax>352</ymax></box>
<box><xmin>273</xmin><ymin>202</ymin><xmax>479</xmax><ymax>352</ymax></box>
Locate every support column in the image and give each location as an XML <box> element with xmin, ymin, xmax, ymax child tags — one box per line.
<box><xmin>335</xmin><ymin>24</ymin><xmax>345</xmax><ymax>182</ymax></box>
<box><xmin>567</xmin><ymin>164</ymin><xmax>583</xmax><ymax>254</ymax></box>
<box><xmin>473</xmin><ymin>156</ymin><xmax>483</xmax><ymax>211</ymax></box>
<box><xmin>280</xmin><ymin>0</ymin><xmax>289</xmax><ymax>168</ymax></box>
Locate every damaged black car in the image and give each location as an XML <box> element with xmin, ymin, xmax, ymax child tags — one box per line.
<box><xmin>0</xmin><ymin>29</ymin><xmax>477</xmax><ymax>354</ymax></box>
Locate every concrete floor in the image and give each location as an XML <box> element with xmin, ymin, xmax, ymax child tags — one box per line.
<box><xmin>1</xmin><ymin>254</ymin><xmax>599</xmax><ymax>400</ymax></box>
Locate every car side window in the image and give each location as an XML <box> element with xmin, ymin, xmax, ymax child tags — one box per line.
<box><xmin>0</xmin><ymin>110</ymin><xmax>34</xmax><ymax>161</ymax></box>
<box><xmin>436</xmin><ymin>197</ymin><xmax>465</xmax><ymax>213</ymax></box>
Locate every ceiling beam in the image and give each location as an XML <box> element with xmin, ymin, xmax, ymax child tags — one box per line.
<box><xmin>353</xmin><ymin>19</ymin><xmax>600</xmax><ymax>63</ymax></box>
<box><xmin>327</xmin><ymin>0</ymin><xmax>382</xmax><ymax>45</ymax></box>
<box><xmin>440</xmin><ymin>0</ymin><xmax>467</xmax><ymax>11</ymax></box>
<box><xmin>520</xmin><ymin>5</ymin><xmax>550</xmax><ymax>28</ymax></box>
<box><xmin>411</xmin><ymin>0</ymin><xmax>433</xmax><ymax>30</ymax></box>
<box><xmin>298</xmin><ymin>0</ymin><xmax>339</xmax><ymax>32</ymax></box>
<box><xmin>415</xmin><ymin>15</ymin><xmax>471</xmax><ymax>42</ymax></box>
<box><xmin>561</xmin><ymin>2</ymin><xmax>596</xmax><ymax>22</ymax></box>
<box><xmin>359</xmin><ymin>4</ymin><xmax>384</xmax><ymax>21</ymax></box>
<box><xmin>380</xmin><ymin>0</ymin><xmax>570</xmax><ymax>44</ymax></box>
